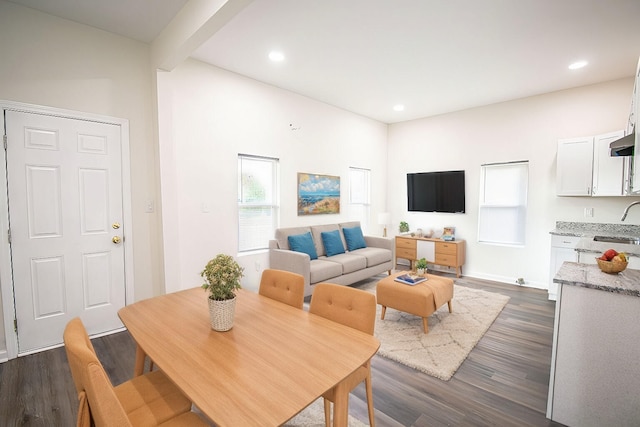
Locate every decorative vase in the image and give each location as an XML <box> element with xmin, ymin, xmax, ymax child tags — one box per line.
<box><xmin>208</xmin><ymin>296</ymin><xmax>236</xmax><ymax>331</ymax></box>
<box><xmin>416</xmin><ymin>268</ymin><xmax>425</xmax><ymax>276</ymax></box>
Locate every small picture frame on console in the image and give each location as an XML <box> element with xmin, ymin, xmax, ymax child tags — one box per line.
<box><xmin>442</xmin><ymin>227</ymin><xmax>455</xmax><ymax>241</ymax></box>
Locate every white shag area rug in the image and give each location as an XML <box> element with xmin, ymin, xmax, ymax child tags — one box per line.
<box><xmin>358</xmin><ymin>279</ymin><xmax>510</xmax><ymax>381</ymax></box>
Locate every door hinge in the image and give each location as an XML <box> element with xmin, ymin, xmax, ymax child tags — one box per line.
<box><xmin>7</xmin><ymin>228</ymin><xmax>11</xmax><ymax>244</ymax></box>
<box><xmin>3</xmin><ymin>134</ymin><xmax>6</xmax><ymax>150</ymax></box>
<box><xmin>13</xmin><ymin>318</ymin><xmax>17</xmax><ymax>333</ymax></box>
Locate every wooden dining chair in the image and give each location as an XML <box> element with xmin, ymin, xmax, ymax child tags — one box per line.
<box><xmin>309</xmin><ymin>283</ymin><xmax>377</xmax><ymax>427</ymax></box>
<box><xmin>259</xmin><ymin>269</ymin><xmax>305</xmax><ymax>309</ymax></box>
<box><xmin>63</xmin><ymin>317</ymin><xmax>208</xmax><ymax>427</ymax></box>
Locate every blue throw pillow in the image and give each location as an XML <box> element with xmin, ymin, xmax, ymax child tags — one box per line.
<box><xmin>342</xmin><ymin>226</ymin><xmax>367</xmax><ymax>251</ymax></box>
<box><xmin>321</xmin><ymin>230</ymin><xmax>345</xmax><ymax>257</ymax></box>
<box><xmin>288</xmin><ymin>232</ymin><xmax>318</xmax><ymax>260</ymax></box>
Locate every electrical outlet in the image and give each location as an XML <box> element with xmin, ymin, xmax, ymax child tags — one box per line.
<box><xmin>145</xmin><ymin>199</ymin><xmax>154</xmax><ymax>213</ymax></box>
<box><xmin>255</xmin><ymin>261</ymin><xmax>261</xmax><ymax>271</ymax></box>
<box><xmin>584</xmin><ymin>207</ymin><xmax>594</xmax><ymax>218</ymax></box>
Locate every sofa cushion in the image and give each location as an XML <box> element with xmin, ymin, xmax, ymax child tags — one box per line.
<box><xmin>321</xmin><ymin>230</ymin><xmax>345</xmax><ymax>257</ymax></box>
<box><xmin>309</xmin><ymin>259</ymin><xmax>343</xmax><ymax>284</ymax></box>
<box><xmin>350</xmin><ymin>247</ymin><xmax>392</xmax><ymax>267</ymax></box>
<box><xmin>288</xmin><ymin>232</ymin><xmax>318</xmax><ymax>260</ymax></box>
<box><xmin>323</xmin><ymin>253</ymin><xmax>367</xmax><ymax>274</ymax></box>
<box><xmin>275</xmin><ymin>226</ymin><xmax>312</xmax><ymax>250</ymax></box>
<box><xmin>342</xmin><ymin>226</ymin><xmax>367</xmax><ymax>251</ymax></box>
<box><xmin>310</xmin><ymin>224</ymin><xmax>341</xmax><ymax>257</ymax></box>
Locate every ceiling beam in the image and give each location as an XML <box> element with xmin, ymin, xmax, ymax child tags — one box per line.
<box><xmin>151</xmin><ymin>0</ymin><xmax>253</xmax><ymax>71</ymax></box>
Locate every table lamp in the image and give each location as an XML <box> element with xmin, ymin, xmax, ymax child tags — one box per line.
<box><xmin>378</xmin><ymin>212</ymin><xmax>391</xmax><ymax>237</ymax></box>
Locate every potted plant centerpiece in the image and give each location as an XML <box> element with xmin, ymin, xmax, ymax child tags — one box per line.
<box><xmin>399</xmin><ymin>221</ymin><xmax>410</xmax><ymax>233</ymax></box>
<box><xmin>201</xmin><ymin>254</ymin><xmax>244</xmax><ymax>331</ymax></box>
<box><xmin>416</xmin><ymin>257</ymin><xmax>428</xmax><ymax>276</ymax></box>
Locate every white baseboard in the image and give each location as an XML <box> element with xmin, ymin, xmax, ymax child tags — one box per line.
<box><xmin>459</xmin><ymin>270</ymin><xmax>548</xmax><ymax>291</ymax></box>
<box><xmin>0</xmin><ymin>349</ymin><xmax>8</xmax><ymax>363</ymax></box>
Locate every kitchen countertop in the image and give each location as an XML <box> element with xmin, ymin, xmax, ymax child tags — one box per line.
<box><xmin>554</xmin><ymin>261</ymin><xmax>640</xmax><ymax>297</ymax></box>
<box><xmin>550</xmin><ymin>221</ymin><xmax>640</xmax><ymax>257</ymax></box>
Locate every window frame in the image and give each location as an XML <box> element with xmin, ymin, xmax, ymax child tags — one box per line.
<box><xmin>237</xmin><ymin>154</ymin><xmax>279</xmax><ymax>253</ymax></box>
<box><xmin>477</xmin><ymin>160</ymin><xmax>529</xmax><ymax>247</ymax></box>
<box><xmin>348</xmin><ymin>167</ymin><xmax>371</xmax><ymax>232</ymax></box>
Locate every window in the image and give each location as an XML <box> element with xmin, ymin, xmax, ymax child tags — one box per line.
<box><xmin>348</xmin><ymin>167</ymin><xmax>370</xmax><ymax>232</ymax></box>
<box><xmin>478</xmin><ymin>161</ymin><xmax>528</xmax><ymax>246</ymax></box>
<box><xmin>238</xmin><ymin>154</ymin><xmax>279</xmax><ymax>252</ymax></box>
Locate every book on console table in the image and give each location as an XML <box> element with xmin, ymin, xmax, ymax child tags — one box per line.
<box><xmin>394</xmin><ymin>274</ymin><xmax>428</xmax><ymax>286</ymax></box>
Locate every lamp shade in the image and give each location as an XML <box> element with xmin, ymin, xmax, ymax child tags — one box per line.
<box><xmin>378</xmin><ymin>212</ymin><xmax>391</xmax><ymax>225</ymax></box>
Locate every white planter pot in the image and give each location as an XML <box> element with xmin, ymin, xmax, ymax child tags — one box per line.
<box><xmin>208</xmin><ymin>296</ymin><xmax>236</xmax><ymax>331</ymax></box>
<box><xmin>416</xmin><ymin>268</ymin><xmax>426</xmax><ymax>276</ymax></box>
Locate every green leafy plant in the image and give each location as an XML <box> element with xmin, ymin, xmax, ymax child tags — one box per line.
<box><xmin>201</xmin><ymin>254</ymin><xmax>244</xmax><ymax>301</ymax></box>
<box><xmin>416</xmin><ymin>258</ymin><xmax>428</xmax><ymax>270</ymax></box>
<box><xmin>399</xmin><ymin>221</ymin><xmax>409</xmax><ymax>233</ymax></box>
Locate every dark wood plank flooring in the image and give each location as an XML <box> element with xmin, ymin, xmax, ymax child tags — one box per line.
<box><xmin>0</xmin><ymin>274</ymin><xmax>565</xmax><ymax>426</ymax></box>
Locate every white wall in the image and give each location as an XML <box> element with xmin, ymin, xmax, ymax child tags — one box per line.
<box><xmin>388</xmin><ymin>77</ymin><xmax>638</xmax><ymax>287</ymax></box>
<box><xmin>158</xmin><ymin>59</ymin><xmax>388</xmax><ymax>293</ymax></box>
<box><xmin>0</xmin><ymin>1</ymin><xmax>163</xmax><ymax>353</ymax></box>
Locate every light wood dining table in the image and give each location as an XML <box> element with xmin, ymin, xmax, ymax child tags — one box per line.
<box><xmin>118</xmin><ymin>287</ymin><xmax>380</xmax><ymax>427</ymax></box>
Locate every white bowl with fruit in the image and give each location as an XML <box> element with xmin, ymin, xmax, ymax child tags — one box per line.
<box><xmin>596</xmin><ymin>249</ymin><xmax>628</xmax><ymax>274</ymax></box>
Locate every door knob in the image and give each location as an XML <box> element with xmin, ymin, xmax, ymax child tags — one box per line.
<box><xmin>112</xmin><ymin>236</ymin><xmax>122</xmax><ymax>244</ymax></box>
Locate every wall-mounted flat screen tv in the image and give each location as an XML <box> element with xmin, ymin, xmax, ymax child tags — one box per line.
<box><xmin>407</xmin><ymin>170</ymin><xmax>465</xmax><ymax>213</ymax></box>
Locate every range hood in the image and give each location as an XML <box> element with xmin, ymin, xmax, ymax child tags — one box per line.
<box><xmin>610</xmin><ymin>133</ymin><xmax>635</xmax><ymax>157</ymax></box>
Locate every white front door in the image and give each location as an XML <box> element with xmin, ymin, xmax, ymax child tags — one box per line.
<box><xmin>5</xmin><ymin>110</ymin><xmax>126</xmax><ymax>354</ymax></box>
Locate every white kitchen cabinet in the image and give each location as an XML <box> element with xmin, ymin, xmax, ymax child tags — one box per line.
<box><xmin>592</xmin><ymin>130</ymin><xmax>627</xmax><ymax>196</ymax></box>
<box><xmin>416</xmin><ymin>239</ymin><xmax>435</xmax><ymax>262</ymax></box>
<box><xmin>556</xmin><ymin>137</ymin><xmax>593</xmax><ymax>196</ymax></box>
<box><xmin>547</xmin><ymin>283</ymin><xmax>640</xmax><ymax>426</ymax></box>
<box><xmin>557</xmin><ymin>131</ymin><xmax>627</xmax><ymax>197</ymax></box>
<box><xmin>630</xmin><ymin>57</ymin><xmax>640</xmax><ymax>193</ymax></box>
<box><xmin>548</xmin><ymin>235</ymin><xmax>579</xmax><ymax>300</ymax></box>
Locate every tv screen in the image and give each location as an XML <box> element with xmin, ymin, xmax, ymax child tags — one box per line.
<box><xmin>407</xmin><ymin>170</ymin><xmax>465</xmax><ymax>213</ymax></box>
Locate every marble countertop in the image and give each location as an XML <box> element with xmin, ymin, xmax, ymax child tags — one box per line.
<box><xmin>550</xmin><ymin>221</ymin><xmax>640</xmax><ymax>257</ymax></box>
<box><xmin>550</xmin><ymin>221</ymin><xmax>640</xmax><ymax>238</ymax></box>
<box><xmin>554</xmin><ymin>261</ymin><xmax>640</xmax><ymax>297</ymax></box>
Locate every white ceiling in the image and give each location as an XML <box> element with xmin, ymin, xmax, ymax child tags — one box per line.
<box><xmin>8</xmin><ymin>0</ymin><xmax>640</xmax><ymax>123</ymax></box>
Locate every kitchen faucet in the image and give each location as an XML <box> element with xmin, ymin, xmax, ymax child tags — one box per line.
<box><xmin>620</xmin><ymin>200</ymin><xmax>640</xmax><ymax>221</ymax></box>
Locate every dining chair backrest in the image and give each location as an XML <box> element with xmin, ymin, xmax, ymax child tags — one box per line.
<box><xmin>309</xmin><ymin>283</ymin><xmax>376</xmax><ymax>335</ymax></box>
<box><xmin>64</xmin><ymin>317</ymin><xmax>133</xmax><ymax>427</ymax></box>
<box><xmin>259</xmin><ymin>269</ymin><xmax>305</xmax><ymax>309</ymax></box>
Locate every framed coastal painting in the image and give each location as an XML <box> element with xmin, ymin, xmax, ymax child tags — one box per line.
<box><xmin>297</xmin><ymin>173</ymin><xmax>340</xmax><ymax>215</ymax></box>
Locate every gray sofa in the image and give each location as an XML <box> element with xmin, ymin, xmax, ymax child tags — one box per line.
<box><xmin>269</xmin><ymin>221</ymin><xmax>394</xmax><ymax>297</ymax></box>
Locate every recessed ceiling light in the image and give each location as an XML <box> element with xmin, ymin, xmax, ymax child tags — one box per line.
<box><xmin>568</xmin><ymin>60</ymin><xmax>588</xmax><ymax>70</ymax></box>
<box><xmin>269</xmin><ymin>51</ymin><xmax>285</xmax><ymax>62</ymax></box>
<box><xmin>393</xmin><ymin>104</ymin><xmax>405</xmax><ymax>112</ymax></box>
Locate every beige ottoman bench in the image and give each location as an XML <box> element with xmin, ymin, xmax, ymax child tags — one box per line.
<box><xmin>376</xmin><ymin>272</ymin><xmax>454</xmax><ymax>333</ymax></box>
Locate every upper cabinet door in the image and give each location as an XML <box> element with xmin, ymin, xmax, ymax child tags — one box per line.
<box><xmin>592</xmin><ymin>130</ymin><xmax>626</xmax><ymax>196</ymax></box>
<box><xmin>631</xmin><ymin>58</ymin><xmax>640</xmax><ymax>193</ymax></box>
<box><xmin>556</xmin><ymin>137</ymin><xmax>594</xmax><ymax>196</ymax></box>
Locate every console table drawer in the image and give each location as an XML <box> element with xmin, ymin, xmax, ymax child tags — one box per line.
<box><xmin>435</xmin><ymin>253</ymin><xmax>456</xmax><ymax>266</ymax></box>
<box><xmin>396</xmin><ymin>238</ymin><xmax>416</xmax><ymax>250</ymax></box>
<box><xmin>397</xmin><ymin>248</ymin><xmax>416</xmax><ymax>259</ymax></box>
<box><xmin>436</xmin><ymin>242</ymin><xmax>457</xmax><ymax>255</ymax></box>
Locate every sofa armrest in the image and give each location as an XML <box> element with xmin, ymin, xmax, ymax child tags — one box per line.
<box><xmin>269</xmin><ymin>248</ymin><xmax>312</xmax><ymax>295</ymax></box>
<box><xmin>364</xmin><ymin>235</ymin><xmax>394</xmax><ymax>252</ymax></box>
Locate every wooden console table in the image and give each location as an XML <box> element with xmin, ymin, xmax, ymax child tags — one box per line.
<box><xmin>395</xmin><ymin>235</ymin><xmax>465</xmax><ymax>277</ymax></box>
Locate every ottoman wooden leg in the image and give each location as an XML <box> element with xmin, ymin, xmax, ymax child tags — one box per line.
<box><xmin>381</xmin><ymin>306</ymin><xmax>387</xmax><ymax>320</ymax></box>
<box><xmin>422</xmin><ymin>317</ymin><xmax>429</xmax><ymax>334</ymax></box>
<box><xmin>447</xmin><ymin>300</ymin><xmax>453</xmax><ymax>313</ymax></box>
